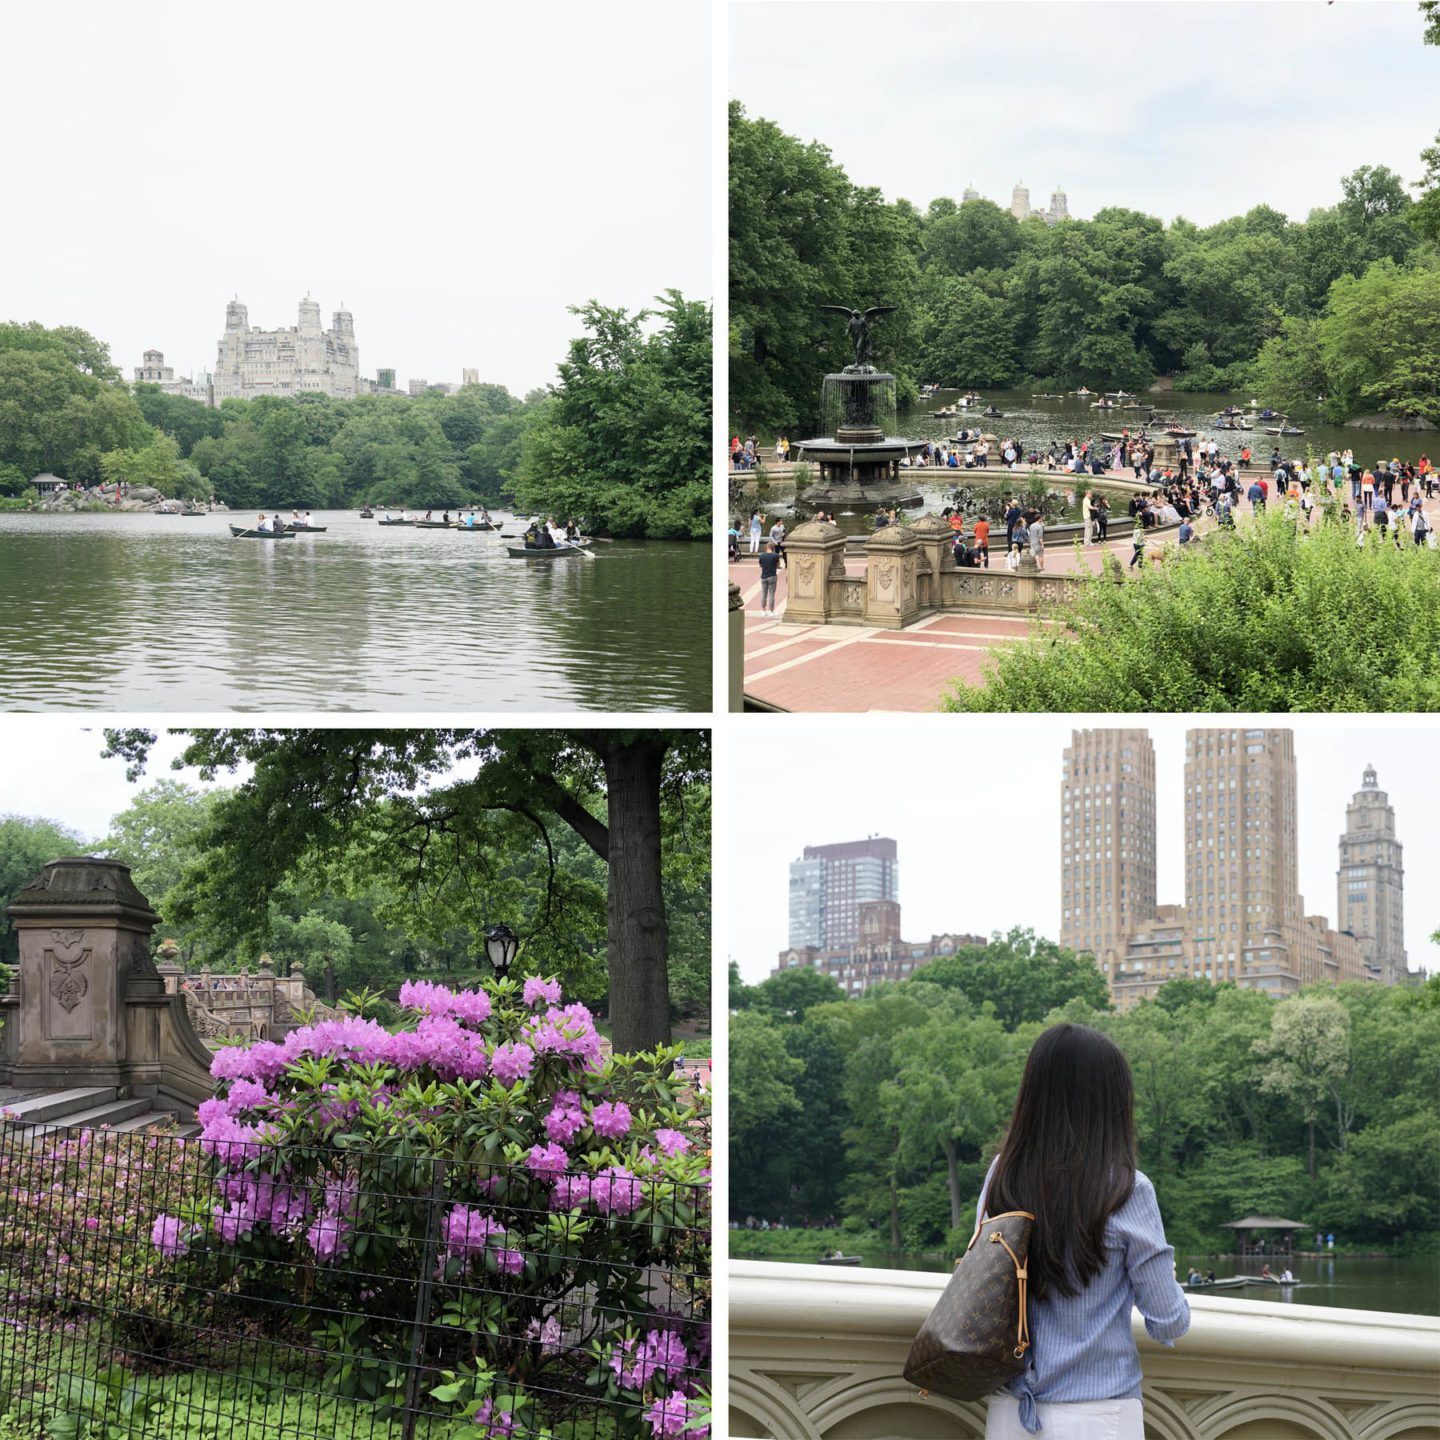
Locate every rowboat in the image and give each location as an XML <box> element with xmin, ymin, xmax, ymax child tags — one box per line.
<box><xmin>229</xmin><ymin>525</ymin><xmax>294</xmax><ymax>539</ymax></box>
<box><xmin>816</xmin><ymin>1256</ymin><xmax>863</xmax><ymax>1267</ymax></box>
<box><xmin>414</xmin><ymin>520</ymin><xmax>456</xmax><ymax>529</ymax></box>
<box><xmin>505</xmin><ymin>541</ymin><xmax>591</xmax><ymax>559</ymax></box>
<box><xmin>377</xmin><ymin>519</ymin><xmax>415</xmax><ymax>526</ymax></box>
<box><xmin>359</xmin><ymin>509</ymin><xmax>375</xmax><ymax>518</ymax></box>
<box><xmin>1265</xmin><ymin>426</ymin><xmax>1305</xmax><ymax>436</ymax></box>
<box><xmin>454</xmin><ymin>522</ymin><xmax>496</xmax><ymax>532</ymax></box>
<box><xmin>282</xmin><ymin>523</ymin><xmax>327</xmax><ymax>533</ymax></box>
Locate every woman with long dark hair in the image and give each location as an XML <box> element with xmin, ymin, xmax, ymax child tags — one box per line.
<box><xmin>980</xmin><ymin>1024</ymin><xmax>1189</xmax><ymax>1438</ymax></box>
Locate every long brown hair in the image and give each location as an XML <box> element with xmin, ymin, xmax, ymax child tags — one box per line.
<box><xmin>986</xmin><ymin>1023</ymin><xmax>1137</xmax><ymax>1302</ymax></box>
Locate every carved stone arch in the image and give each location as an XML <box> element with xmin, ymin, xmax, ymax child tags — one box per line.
<box><xmin>1139</xmin><ymin>1385</ymin><xmax>1203</xmax><ymax>1440</ymax></box>
<box><xmin>729</xmin><ymin>1368</ymin><xmax>823</xmax><ymax>1440</ymax></box>
<box><xmin>1193</xmin><ymin>1388</ymin><xmax>1355</xmax><ymax>1440</ymax></box>
<box><xmin>805</xmin><ymin>1371</ymin><xmax>984</xmax><ymax>1439</ymax></box>
<box><xmin>1354</xmin><ymin>1402</ymin><xmax>1440</xmax><ymax>1440</ymax></box>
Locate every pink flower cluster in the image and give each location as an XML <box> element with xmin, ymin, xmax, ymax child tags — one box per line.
<box><xmin>590</xmin><ymin>1100</ymin><xmax>632</xmax><ymax>1139</ymax></box>
<box><xmin>549</xmin><ymin>1165</ymin><xmax>642</xmax><ymax>1216</ymax></box>
<box><xmin>543</xmin><ymin>1090</ymin><xmax>585</xmax><ymax>1144</ymax></box>
<box><xmin>522</xmin><ymin>976</ymin><xmax>562</xmax><ymax>1007</ymax></box>
<box><xmin>151</xmin><ymin>1214</ymin><xmax>191</xmax><ymax>1259</ymax></box>
<box><xmin>442</xmin><ymin>1204</ymin><xmax>523</xmax><ymax>1275</ymax></box>
<box><xmin>643</xmin><ymin>1393</ymin><xmax>709</xmax><ymax>1440</ymax></box>
<box><xmin>524</xmin><ymin>1002</ymin><xmax>604</xmax><ymax>1072</ymax></box>
<box><xmin>471</xmin><ymin>1397</ymin><xmax>517</xmax><ymax>1437</ymax></box>
<box><xmin>609</xmin><ymin>1328</ymin><xmax>691</xmax><ymax>1389</ymax></box>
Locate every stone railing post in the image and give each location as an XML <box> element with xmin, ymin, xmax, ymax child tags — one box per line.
<box><xmin>4</xmin><ymin>857</ymin><xmax>159</xmax><ymax>1091</ymax></box>
<box><xmin>863</xmin><ymin>523</ymin><xmax>922</xmax><ymax>629</ymax></box>
<box><xmin>780</xmin><ymin>520</ymin><xmax>849</xmax><ymax>624</ymax></box>
<box><xmin>909</xmin><ymin>514</ymin><xmax>953</xmax><ymax>613</ymax></box>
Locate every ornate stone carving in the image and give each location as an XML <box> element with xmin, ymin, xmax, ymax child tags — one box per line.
<box><xmin>841</xmin><ymin>582</ymin><xmax>862</xmax><ymax>610</ymax></box>
<box><xmin>796</xmin><ymin>557</ymin><xmax>817</xmax><ymax>591</ymax></box>
<box><xmin>999</xmin><ymin>580</ymin><xmax>1016</xmax><ymax>597</ymax></box>
<box><xmin>729</xmin><ymin>582</ymin><xmax>745</xmax><ymax>613</ymax></box>
<box><xmin>47</xmin><ymin>930</ymin><xmax>90</xmax><ymax>1013</ymax></box>
<box><xmin>875</xmin><ymin>561</ymin><xmax>896</xmax><ymax>595</ymax></box>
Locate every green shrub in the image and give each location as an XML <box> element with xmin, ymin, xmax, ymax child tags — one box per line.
<box><xmin>944</xmin><ymin>510</ymin><xmax>1440</xmax><ymax>711</ymax></box>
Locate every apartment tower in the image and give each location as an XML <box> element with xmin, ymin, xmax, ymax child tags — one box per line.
<box><xmin>787</xmin><ymin>838</ymin><xmax>898</xmax><ymax>951</ymax></box>
<box><xmin>1059</xmin><ymin>730</ymin><xmax>1157</xmax><ymax>966</ymax></box>
<box><xmin>1338</xmin><ymin>765</ymin><xmax>1407</xmax><ymax>985</ymax></box>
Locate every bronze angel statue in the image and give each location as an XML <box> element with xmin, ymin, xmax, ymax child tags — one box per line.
<box><xmin>819</xmin><ymin>304</ymin><xmax>897</xmax><ymax>369</ymax></box>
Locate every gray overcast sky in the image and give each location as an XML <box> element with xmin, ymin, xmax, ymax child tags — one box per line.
<box><xmin>732</xmin><ymin>1</ymin><xmax>1437</xmax><ymax>227</ymax></box>
<box><xmin>1</xmin><ymin>0</ymin><xmax>711</xmax><ymax>396</ymax></box>
<box><xmin>728</xmin><ymin>717</ymin><xmax>1439</xmax><ymax>983</ymax></box>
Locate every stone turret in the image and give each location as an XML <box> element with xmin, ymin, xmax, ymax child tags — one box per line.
<box><xmin>298</xmin><ymin>295</ymin><xmax>322</xmax><ymax>333</ymax></box>
<box><xmin>225</xmin><ymin>298</ymin><xmax>249</xmax><ymax>332</ymax></box>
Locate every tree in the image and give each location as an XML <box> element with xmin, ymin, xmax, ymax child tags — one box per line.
<box><xmin>0</xmin><ymin>815</ymin><xmax>89</xmax><ymax>958</ymax></box>
<box><xmin>101</xmin><ymin>780</ymin><xmax>226</xmax><ymax>960</ymax></box>
<box><xmin>510</xmin><ymin>292</ymin><xmax>711</xmax><ymax>540</ymax></box>
<box><xmin>1253</xmin><ymin>995</ymin><xmax>1353</xmax><ymax>1176</ymax></box>
<box><xmin>729</xmin><ymin>1009</ymin><xmax>803</xmax><ymax>1217</ymax></box>
<box><xmin>102</xmin><ymin>728</ymin><xmax>710</xmax><ymax>1053</ymax></box>
<box><xmin>750</xmin><ymin>966</ymin><xmax>845</xmax><ymax>1021</ymax></box>
<box><xmin>918</xmin><ymin>928</ymin><xmax>1110</xmax><ymax>1028</ymax></box>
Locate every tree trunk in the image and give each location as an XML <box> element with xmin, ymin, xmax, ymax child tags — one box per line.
<box><xmin>943</xmin><ymin>1136</ymin><xmax>962</xmax><ymax>1231</ymax></box>
<box><xmin>601</xmin><ymin>736</ymin><xmax>672</xmax><ymax>1054</ymax></box>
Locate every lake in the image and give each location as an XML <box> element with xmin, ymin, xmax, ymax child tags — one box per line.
<box><xmin>0</xmin><ymin>511</ymin><xmax>709</xmax><ymax>712</ymax></box>
<box><xmin>862</xmin><ymin>1249</ymin><xmax>1438</xmax><ymax>1318</ymax></box>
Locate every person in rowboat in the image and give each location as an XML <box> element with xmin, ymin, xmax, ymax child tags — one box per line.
<box><xmin>256</xmin><ymin>514</ymin><xmax>271</xmax><ymax>532</ymax></box>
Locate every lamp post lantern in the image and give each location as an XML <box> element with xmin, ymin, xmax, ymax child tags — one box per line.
<box><xmin>484</xmin><ymin>924</ymin><xmax>519</xmax><ymax>980</ymax></box>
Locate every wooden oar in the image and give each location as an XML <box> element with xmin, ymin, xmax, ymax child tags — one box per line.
<box><xmin>565</xmin><ymin>537</ymin><xmax>596</xmax><ymax>560</ymax></box>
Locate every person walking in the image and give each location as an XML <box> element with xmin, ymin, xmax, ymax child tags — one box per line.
<box><xmin>1129</xmin><ymin>515</ymin><xmax>1147</xmax><ymax>569</ymax></box>
<box><xmin>749</xmin><ymin>511</ymin><xmax>763</xmax><ymax>554</ymax></box>
<box><xmin>1029</xmin><ymin>515</ymin><xmax>1045</xmax><ymax>570</ymax></box>
<box><xmin>978</xmin><ymin>1024</ymin><xmax>1190</xmax><ymax>1439</ymax></box>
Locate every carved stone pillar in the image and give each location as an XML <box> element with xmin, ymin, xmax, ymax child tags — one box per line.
<box><xmin>728</xmin><ymin>581</ymin><xmax>745</xmax><ymax>712</ymax></box>
<box><xmin>864</xmin><ymin>524</ymin><xmax>922</xmax><ymax>629</ymax></box>
<box><xmin>909</xmin><ymin>514</ymin><xmax>954</xmax><ymax>613</ymax></box>
<box><xmin>5</xmin><ymin>857</ymin><xmax>159</xmax><ymax>1091</ymax></box>
<box><xmin>781</xmin><ymin>520</ymin><xmax>848</xmax><ymax>625</ymax></box>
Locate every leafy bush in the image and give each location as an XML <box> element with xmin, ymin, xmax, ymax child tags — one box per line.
<box><xmin>0</xmin><ymin>976</ymin><xmax>710</xmax><ymax>1440</ymax></box>
<box><xmin>944</xmin><ymin>510</ymin><xmax>1440</xmax><ymax>711</ymax></box>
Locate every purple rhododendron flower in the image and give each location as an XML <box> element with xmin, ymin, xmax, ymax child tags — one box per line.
<box><xmin>150</xmin><ymin>1214</ymin><xmax>189</xmax><ymax>1259</ymax></box>
<box><xmin>306</xmin><ymin>1214</ymin><xmax>352</xmax><ymax>1262</ymax></box>
<box><xmin>526</xmin><ymin>1142</ymin><xmax>569</xmax><ymax>1181</ymax></box>
<box><xmin>442</xmin><ymin>1205</ymin><xmax>508</xmax><ymax>1260</ymax></box>
<box><xmin>644</xmin><ymin>1393</ymin><xmax>708</xmax><ymax>1439</ymax></box>
<box><xmin>226</xmin><ymin>1079</ymin><xmax>272</xmax><ymax>1113</ymax></box>
<box><xmin>525</xmin><ymin>1002</ymin><xmax>604</xmax><ymax>1071</ymax></box>
<box><xmin>655</xmin><ymin>1128</ymin><xmax>691</xmax><ymax>1157</ymax></box>
<box><xmin>493</xmin><ymin>1248</ymin><xmax>524</xmax><ymax>1276</ymax></box>
<box><xmin>549</xmin><ymin>1174</ymin><xmax>593</xmax><ymax>1211</ymax></box>
<box><xmin>544</xmin><ymin>1090</ymin><xmax>585</xmax><ymax>1144</ymax></box>
<box><xmin>472</xmin><ymin>1398</ymin><xmax>517</xmax><ymax>1437</ymax></box>
<box><xmin>398</xmin><ymin>979</ymin><xmax>454</xmax><ymax>1016</ymax></box>
<box><xmin>213</xmin><ymin>1199</ymin><xmax>255</xmax><ymax>1245</ymax></box>
<box><xmin>449</xmin><ymin>987</ymin><xmax>492</xmax><ymax>1026</ymax></box>
<box><xmin>592</xmin><ymin>1165</ymin><xmax>642</xmax><ymax>1217</ymax></box>
<box><xmin>525</xmin><ymin>1315</ymin><xmax>563</xmax><ymax>1353</ymax></box>
<box><xmin>523</xmin><ymin>976</ymin><xmax>562</xmax><ymax>1007</ymax></box>
<box><xmin>490</xmin><ymin>1042</ymin><xmax>534</xmax><ymax>1088</ymax></box>
<box><xmin>590</xmin><ymin>1101</ymin><xmax>631</xmax><ymax>1139</ymax></box>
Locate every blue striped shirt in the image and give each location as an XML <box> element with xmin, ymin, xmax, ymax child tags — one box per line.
<box><xmin>978</xmin><ymin>1159</ymin><xmax>1190</xmax><ymax>1433</ymax></box>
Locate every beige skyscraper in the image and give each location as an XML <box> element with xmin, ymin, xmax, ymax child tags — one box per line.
<box><xmin>1059</xmin><ymin>730</ymin><xmax>1157</xmax><ymax>966</ymax></box>
<box><xmin>1338</xmin><ymin>765</ymin><xmax>1407</xmax><ymax>985</ymax></box>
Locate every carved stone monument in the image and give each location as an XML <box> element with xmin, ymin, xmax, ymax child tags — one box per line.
<box><xmin>0</xmin><ymin>857</ymin><xmax>215</xmax><ymax>1115</ymax></box>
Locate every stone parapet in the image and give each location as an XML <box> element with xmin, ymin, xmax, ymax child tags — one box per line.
<box><xmin>782</xmin><ymin>521</ymin><xmax>851</xmax><ymax>626</ymax></box>
<box><xmin>730</xmin><ymin>1261</ymin><xmax>1440</xmax><ymax>1440</ymax></box>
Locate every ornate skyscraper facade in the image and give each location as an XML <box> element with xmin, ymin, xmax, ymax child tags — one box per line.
<box><xmin>1063</xmin><ymin>729</ymin><xmax>1371</xmax><ymax>1010</ymax></box>
<box><xmin>1337</xmin><ymin>766</ymin><xmax>1407</xmax><ymax>985</ymax></box>
<box><xmin>1059</xmin><ymin>729</ymin><xmax>1157</xmax><ymax>967</ymax></box>
<box><xmin>212</xmin><ymin>296</ymin><xmax>359</xmax><ymax>402</ymax></box>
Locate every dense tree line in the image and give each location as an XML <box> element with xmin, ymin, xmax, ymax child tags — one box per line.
<box><xmin>0</xmin><ymin>731</ymin><xmax>711</xmax><ymax>1041</ymax></box>
<box><xmin>730</xmin><ymin>932</ymin><xmax>1440</xmax><ymax>1257</ymax></box>
<box><xmin>731</xmin><ymin>77</ymin><xmax>1440</xmax><ymax>433</ymax></box>
<box><xmin>0</xmin><ymin>293</ymin><xmax>711</xmax><ymax>540</ymax></box>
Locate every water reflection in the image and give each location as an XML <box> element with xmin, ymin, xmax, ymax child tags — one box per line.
<box><xmin>0</xmin><ymin>512</ymin><xmax>708</xmax><ymax>712</ymax></box>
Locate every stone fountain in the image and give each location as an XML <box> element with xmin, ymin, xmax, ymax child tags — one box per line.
<box><xmin>796</xmin><ymin>305</ymin><xmax>927</xmax><ymax>510</ymax></box>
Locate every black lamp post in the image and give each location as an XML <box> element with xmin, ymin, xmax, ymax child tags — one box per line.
<box><xmin>484</xmin><ymin>924</ymin><xmax>519</xmax><ymax>980</ymax></box>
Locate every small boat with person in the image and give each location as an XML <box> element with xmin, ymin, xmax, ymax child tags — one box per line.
<box><xmin>230</xmin><ymin>524</ymin><xmax>294</xmax><ymax>540</ymax></box>
<box><xmin>359</xmin><ymin>507</ymin><xmax>375</xmax><ymax>519</ymax></box>
<box><xmin>1265</xmin><ymin>425</ymin><xmax>1305</xmax><ymax>436</ymax></box>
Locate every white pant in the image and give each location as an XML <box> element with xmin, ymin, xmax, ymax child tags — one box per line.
<box><xmin>986</xmin><ymin>1394</ymin><xmax>1144</xmax><ymax>1440</ymax></box>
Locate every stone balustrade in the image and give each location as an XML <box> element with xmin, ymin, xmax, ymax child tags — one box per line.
<box><xmin>782</xmin><ymin>517</ymin><xmax>1082</xmax><ymax>629</ymax></box>
<box><xmin>729</xmin><ymin>1261</ymin><xmax>1440</xmax><ymax>1440</ymax></box>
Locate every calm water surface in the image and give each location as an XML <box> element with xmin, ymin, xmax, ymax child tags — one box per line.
<box><xmin>0</xmin><ymin>511</ymin><xmax>709</xmax><ymax>712</ymax></box>
<box><xmin>864</xmin><ymin>1250</ymin><xmax>1438</xmax><ymax>1317</ymax></box>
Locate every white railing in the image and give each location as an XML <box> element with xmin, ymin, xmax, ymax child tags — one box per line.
<box><xmin>729</xmin><ymin>1261</ymin><xmax>1440</xmax><ymax>1440</ymax></box>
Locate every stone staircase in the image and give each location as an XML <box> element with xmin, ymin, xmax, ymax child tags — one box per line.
<box><xmin>1</xmin><ymin>1086</ymin><xmax>200</xmax><ymax>1140</ymax></box>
